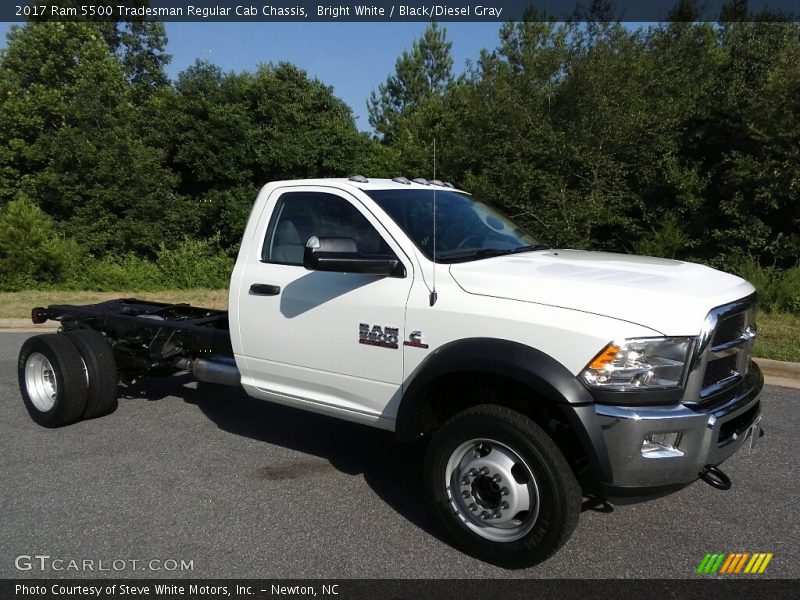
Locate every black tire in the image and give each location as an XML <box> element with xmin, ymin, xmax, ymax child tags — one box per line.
<box><xmin>64</xmin><ymin>329</ymin><xmax>119</xmax><ymax>419</ymax></box>
<box><xmin>424</xmin><ymin>404</ymin><xmax>581</xmax><ymax>568</ymax></box>
<box><xmin>18</xmin><ymin>334</ymin><xmax>88</xmax><ymax>428</ymax></box>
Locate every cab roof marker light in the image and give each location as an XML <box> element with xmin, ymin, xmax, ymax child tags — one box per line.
<box><xmin>412</xmin><ymin>178</ymin><xmax>430</xmax><ymax>185</ymax></box>
<box><xmin>348</xmin><ymin>175</ymin><xmax>369</xmax><ymax>183</ymax></box>
<box><xmin>392</xmin><ymin>177</ymin><xmax>411</xmax><ymax>184</ymax></box>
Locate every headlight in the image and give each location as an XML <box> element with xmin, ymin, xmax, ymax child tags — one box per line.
<box><xmin>580</xmin><ymin>337</ymin><xmax>694</xmax><ymax>391</ymax></box>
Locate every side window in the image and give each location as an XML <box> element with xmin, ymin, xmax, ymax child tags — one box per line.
<box><xmin>262</xmin><ymin>192</ymin><xmax>392</xmax><ymax>265</ymax></box>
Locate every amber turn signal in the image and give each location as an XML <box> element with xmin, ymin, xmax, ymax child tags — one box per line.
<box><xmin>587</xmin><ymin>343</ymin><xmax>622</xmax><ymax>370</ymax></box>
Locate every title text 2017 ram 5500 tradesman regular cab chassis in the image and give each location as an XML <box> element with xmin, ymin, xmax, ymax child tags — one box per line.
<box><xmin>19</xmin><ymin>177</ymin><xmax>764</xmax><ymax>567</ymax></box>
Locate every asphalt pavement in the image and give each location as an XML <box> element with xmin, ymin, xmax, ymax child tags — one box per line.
<box><xmin>1</xmin><ymin>332</ymin><xmax>797</xmax><ymax>579</ymax></box>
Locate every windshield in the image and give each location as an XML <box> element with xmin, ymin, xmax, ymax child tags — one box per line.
<box><xmin>367</xmin><ymin>189</ymin><xmax>545</xmax><ymax>263</ymax></box>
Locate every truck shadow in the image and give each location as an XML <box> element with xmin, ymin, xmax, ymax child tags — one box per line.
<box><xmin>121</xmin><ymin>377</ymin><xmax>443</xmax><ymax>542</ymax></box>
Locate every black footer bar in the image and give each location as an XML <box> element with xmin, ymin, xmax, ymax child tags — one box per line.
<box><xmin>3</xmin><ymin>579</ymin><xmax>800</xmax><ymax>600</ymax></box>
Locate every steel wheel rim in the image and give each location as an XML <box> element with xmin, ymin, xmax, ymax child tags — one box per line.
<box><xmin>25</xmin><ymin>352</ymin><xmax>58</xmax><ymax>412</ymax></box>
<box><xmin>445</xmin><ymin>438</ymin><xmax>540</xmax><ymax>542</ymax></box>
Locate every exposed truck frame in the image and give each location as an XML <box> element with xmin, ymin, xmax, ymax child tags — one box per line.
<box><xmin>33</xmin><ymin>299</ymin><xmax>239</xmax><ymax>384</ymax></box>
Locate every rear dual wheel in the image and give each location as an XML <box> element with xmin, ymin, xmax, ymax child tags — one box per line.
<box><xmin>18</xmin><ymin>331</ymin><xmax>118</xmax><ymax>428</ymax></box>
<box><xmin>65</xmin><ymin>329</ymin><xmax>119</xmax><ymax>419</ymax></box>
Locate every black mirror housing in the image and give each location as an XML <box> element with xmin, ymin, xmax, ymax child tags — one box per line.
<box><xmin>303</xmin><ymin>236</ymin><xmax>405</xmax><ymax>277</ymax></box>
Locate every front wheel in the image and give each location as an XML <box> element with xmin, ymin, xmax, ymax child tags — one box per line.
<box><xmin>424</xmin><ymin>404</ymin><xmax>581</xmax><ymax>568</ymax></box>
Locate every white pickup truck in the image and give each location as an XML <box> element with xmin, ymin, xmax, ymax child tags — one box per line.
<box><xmin>19</xmin><ymin>177</ymin><xmax>764</xmax><ymax>567</ymax></box>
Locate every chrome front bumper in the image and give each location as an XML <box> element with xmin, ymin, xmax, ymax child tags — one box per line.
<box><xmin>594</xmin><ymin>363</ymin><xmax>763</xmax><ymax>494</ymax></box>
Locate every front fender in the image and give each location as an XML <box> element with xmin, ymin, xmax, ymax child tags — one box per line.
<box><xmin>396</xmin><ymin>337</ymin><xmax>612</xmax><ymax>483</ymax></box>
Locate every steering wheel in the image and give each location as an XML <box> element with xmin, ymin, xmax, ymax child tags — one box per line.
<box><xmin>455</xmin><ymin>234</ymin><xmax>483</xmax><ymax>249</ymax></box>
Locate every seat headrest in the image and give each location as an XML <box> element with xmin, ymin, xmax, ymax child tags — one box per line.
<box><xmin>275</xmin><ymin>220</ymin><xmax>301</xmax><ymax>245</ymax></box>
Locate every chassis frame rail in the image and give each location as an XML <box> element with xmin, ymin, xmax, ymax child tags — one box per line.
<box><xmin>36</xmin><ymin>298</ymin><xmax>233</xmax><ymax>379</ymax></box>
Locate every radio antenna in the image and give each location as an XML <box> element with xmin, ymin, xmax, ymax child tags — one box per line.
<box><xmin>429</xmin><ymin>137</ymin><xmax>438</xmax><ymax>307</ymax></box>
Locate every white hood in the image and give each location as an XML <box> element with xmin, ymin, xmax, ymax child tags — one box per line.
<box><xmin>448</xmin><ymin>250</ymin><xmax>755</xmax><ymax>335</ymax></box>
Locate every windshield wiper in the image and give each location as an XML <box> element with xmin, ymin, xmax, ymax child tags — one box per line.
<box><xmin>438</xmin><ymin>244</ymin><xmax>551</xmax><ymax>263</ymax></box>
<box><xmin>436</xmin><ymin>248</ymin><xmax>512</xmax><ymax>262</ymax></box>
<box><xmin>510</xmin><ymin>244</ymin><xmax>551</xmax><ymax>254</ymax></box>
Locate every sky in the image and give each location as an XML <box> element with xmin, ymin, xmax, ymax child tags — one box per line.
<box><xmin>0</xmin><ymin>21</ymin><xmax>503</xmax><ymax>131</ymax></box>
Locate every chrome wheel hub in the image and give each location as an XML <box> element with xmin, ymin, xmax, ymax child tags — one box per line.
<box><xmin>445</xmin><ymin>438</ymin><xmax>540</xmax><ymax>542</ymax></box>
<box><xmin>25</xmin><ymin>352</ymin><xmax>57</xmax><ymax>412</ymax></box>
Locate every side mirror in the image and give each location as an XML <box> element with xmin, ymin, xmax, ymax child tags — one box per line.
<box><xmin>303</xmin><ymin>236</ymin><xmax>405</xmax><ymax>277</ymax></box>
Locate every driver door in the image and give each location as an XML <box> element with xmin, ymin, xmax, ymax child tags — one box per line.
<box><xmin>235</xmin><ymin>187</ymin><xmax>413</xmax><ymax>425</ymax></box>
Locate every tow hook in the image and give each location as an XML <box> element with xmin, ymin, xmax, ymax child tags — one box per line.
<box><xmin>699</xmin><ymin>464</ymin><xmax>732</xmax><ymax>490</ymax></box>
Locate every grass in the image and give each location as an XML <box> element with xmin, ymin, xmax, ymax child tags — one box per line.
<box><xmin>0</xmin><ymin>289</ymin><xmax>228</xmax><ymax>319</ymax></box>
<box><xmin>0</xmin><ymin>289</ymin><xmax>797</xmax><ymax>363</ymax></box>
<box><xmin>753</xmin><ymin>311</ymin><xmax>800</xmax><ymax>363</ymax></box>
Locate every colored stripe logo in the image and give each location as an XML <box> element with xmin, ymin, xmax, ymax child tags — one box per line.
<box><xmin>696</xmin><ymin>552</ymin><xmax>773</xmax><ymax>574</ymax></box>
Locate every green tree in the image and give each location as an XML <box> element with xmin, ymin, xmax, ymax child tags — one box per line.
<box><xmin>668</xmin><ymin>18</ymin><xmax>800</xmax><ymax>267</ymax></box>
<box><xmin>101</xmin><ymin>20</ymin><xmax>171</xmax><ymax>101</ymax></box>
<box><xmin>374</xmin><ymin>12</ymin><xmax>800</xmax><ymax>267</ymax></box>
<box><xmin>0</xmin><ymin>21</ymin><xmax>192</xmax><ymax>256</ymax></box>
<box><xmin>368</xmin><ymin>23</ymin><xmax>454</xmax><ymax>139</ymax></box>
<box><xmin>159</xmin><ymin>61</ymin><xmax>370</xmax><ymax>247</ymax></box>
<box><xmin>25</xmin><ymin>1</ymin><xmax>170</xmax><ymax>96</ymax></box>
<box><xmin>451</xmin><ymin>19</ymin><xmax>579</xmax><ymax>247</ymax></box>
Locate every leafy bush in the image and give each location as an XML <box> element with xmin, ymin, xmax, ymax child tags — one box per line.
<box><xmin>65</xmin><ymin>254</ymin><xmax>165</xmax><ymax>291</ymax></box>
<box><xmin>213</xmin><ymin>186</ymin><xmax>259</xmax><ymax>251</ymax></box>
<box><xmin>155</xmin><ymin>237</ymin><xmax>233</xmax><ymax>289</ymax></box>
<box><xmin>0</xmin><ymin>196</ymin><xmax>81</xmax><ymax>291</ymax></box>
<box><xmin>633</xmin><ymin>214</ymin><xmax>692</xmax><ymax>259</ymax></box>
<box><xmin>730</xmin><ymin>257</ymin><xmax>800</xmax><ymax>314</ymax></box>
<box><xmin>61</xmin><ymin>238</ymin><xmax>233</xmax><ymax>291</ymax></box>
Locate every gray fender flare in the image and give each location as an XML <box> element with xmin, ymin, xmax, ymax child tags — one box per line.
<box><xmin>396</xmin><ymin>338</ymin><xmax>612</xmax><ymax>483</ymax></box>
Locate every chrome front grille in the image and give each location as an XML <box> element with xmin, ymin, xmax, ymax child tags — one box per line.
<box><xmin>684</xmin><ymin>294</ymin><xmax>757</xmax><ymax>407</ymax></box>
